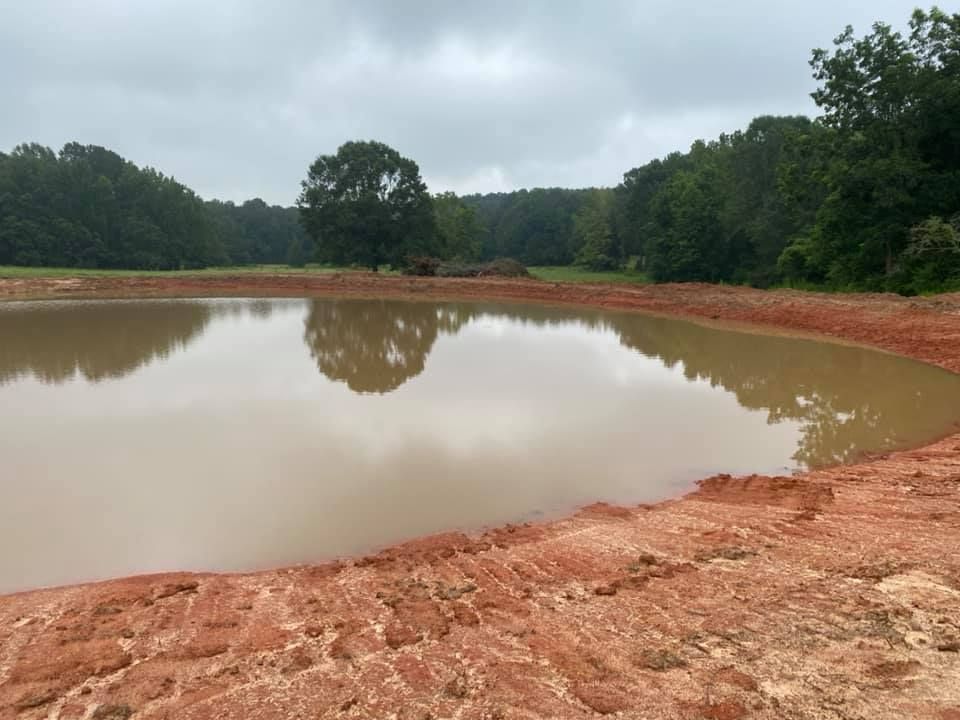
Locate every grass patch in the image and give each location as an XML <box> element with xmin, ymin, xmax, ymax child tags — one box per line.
<box><xmin>528</xmin><ymin>266</ymin><xmax>650</xmax><ymax>285</ymax></box>
<box><xmin>3</xmin><ymin>263</ymin><xmax>652</xmax><ymax>285</ymax></box>
<box><xmin>0</xmin><ymin>264</ymin><xmax>398</xmax><ymax>279</ymax></box>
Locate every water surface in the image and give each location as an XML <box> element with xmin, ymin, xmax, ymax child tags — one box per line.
<box><xmin>2</xmin><ymin>297</ymin><xmax>958</xmax><ymax>593</ymax></box>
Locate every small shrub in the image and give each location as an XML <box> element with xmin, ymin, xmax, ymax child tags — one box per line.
<box><xmin>480</xmin><ymin>258</ymin><xmax>529</xmax><ymax>277</ymax></box>
<box><xmin>402</xmin><ymin>256</ymin><xmax>442</xmax><ymax>276</ymax></box>
<box><xmin>577</xmin><ymin>255</ymin><xmax>620</xmax><ymax>271</ymax></box>
<box><xmin>436</xmin><ymin>258</ymin><xmax>529</xmax><ymax>278</ymax></box>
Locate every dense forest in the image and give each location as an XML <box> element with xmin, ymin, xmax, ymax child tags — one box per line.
<box><xmin>0</xmin><ymin>143</ymin><xmax>310</xmax><ymax>270</ymax></box>
<box><xmin>1</xmin><ymin>8</ymin><xmax>957</xmax><ymax>293</ymax></box>
<box><xmin>206</xmin><ymin>199</ymin><xmax>310</xmax><ymax>267</ymax></box>
<box><xmin>621</xmin><ymin>7</ymin><xmax>960</xmax><ymax>292</ymax></box>
<box><xmin>464</xmin><ymin>7</ymin><xmax>959</xmax><ymax>293</ymax></box>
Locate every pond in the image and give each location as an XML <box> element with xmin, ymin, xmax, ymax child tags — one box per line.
<box><xmin>2</xmin><ymin>297</ymin><xmax>959</xmax><ymax>593</ymax></box>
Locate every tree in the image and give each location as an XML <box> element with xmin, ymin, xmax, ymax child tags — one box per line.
<box><xmin>572</xmin><ymin>189</ymin><xmax>620</xmax><ymax>270</ymax></box>
<box><xmin>720</xmin><ymin>116</ymin><xmax>814</xmax><ymax>285</ymax></box>
<box><xmin>433</xmin><ymin>192</ymin><xmax>483</xmax><ymax>261</ymax></box>
<box><xmin>0</xmin><ymin>142</ymin><xmax>227</xmax><ymax>270</ymax></box>
<box><xmin>895</xmin><ymin>214</ymin><xmax>960</xmax><ymax>291</ymax></box>
<box><xmin>461</xmin><ymin>188</ymin><xmax>592</xmax><ymax>264</ymax></box>
<box><xmin>206</xmin><ymin>199</ymin><xmax>310</xmax><ymax>266</ymax></box>
<box><xmin>297</xmin><ymin>141</ymin><xmax>437</xmax><ymax>270</ymax></box>
<box><xmin>647</xmin><ymin>165</ymin><xmax>727</xmax><ymax>282</ymax></box>
<box><xmin>790</xmin><ymin>8</ymin><xmax>960</xmax><ymax>287</ymax></box>
<box><xmin>607</xmin><ymin>8</ymin><xmax>960</xmax><ymax>292</ymax></box>
<box><xmin>616</xmin><ymin>152</ymin><xmax>690</xmax><ymax>265</ymax></box>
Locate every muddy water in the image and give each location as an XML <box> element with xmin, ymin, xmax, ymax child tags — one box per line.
<box><xmin>2</xmin><ymin>297</ymin><xmax>959</xmax><ymax>593</ymax></box>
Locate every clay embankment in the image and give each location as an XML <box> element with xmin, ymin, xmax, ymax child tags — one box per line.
<box><xmin>1</xmin><ymin>275</ymin><xmax>959</xmax><ymax>719</ymax></box>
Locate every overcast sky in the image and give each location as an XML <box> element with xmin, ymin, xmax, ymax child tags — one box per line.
<box><xmin>1</xmin><ymin>1</ymin><xmax>921</xmax><ymax>205</ymax></box>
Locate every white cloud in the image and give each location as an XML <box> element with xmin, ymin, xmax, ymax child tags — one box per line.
<box><xmin>0</xmin><ymin>0</ymin><xmax>922</xmax><ymax>204</ymax></box>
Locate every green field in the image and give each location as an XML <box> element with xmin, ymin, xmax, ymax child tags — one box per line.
<box><xmin>528</xmin><ymin>266</ymin><xmax>650</xmax><ymax>285</ymax></box>
<box><xmin>1</xmin><ymin>264</ymin><xmax>651</xmax><ymax>285</ymax></box>
<box><xmin>0</xmin><ymin>264</ymin><xmax>388</xmax><ymax>279</ymax></box>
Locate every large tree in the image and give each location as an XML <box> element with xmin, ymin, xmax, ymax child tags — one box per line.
<box><xmin>778</xmin><ymin>8</ymin><xmax>960</xmax><ymax>289</ymax></box>
<box><xmin>297</xmin><ymin>141</ymin><xmax>437</xmax><ymax>270</ymax></box>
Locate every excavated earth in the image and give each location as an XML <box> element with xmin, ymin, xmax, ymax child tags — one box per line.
<box><xmin>2</xmin><ymin>274</ymin><xmax>960</xmax><ymax>720</ymax></box>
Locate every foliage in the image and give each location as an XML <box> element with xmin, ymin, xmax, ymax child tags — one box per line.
<box><xmin>906</xmin><ymin>214</ymin><xmax>960</xmax><ymax>258</ymax></box>
<box><xmin>0</xmin><ymin>142</ymin><xmax>311</xmax><ymax>270</ymax></box>
<box><xmin>297</xmin><ymin>141</ymin><xmax>437</xmax><ymax>270</ymax></box>
<box><xmin>206</xmin><ymin>199</ymin><xmax>310</xmax><ymax>266</ymax></box>
<box><xmin>436</xmin><ymin>257</ymin><xmax>529</xmax><ymax>277</ymax></box>
<box><xmin>0</xmin><ymin>143</ymin><xmax>223</xmax><ymax>269</ymax></box>
<box><xmin>600</xmin><ymin>6</ymin><xmax>960</xmax><ymax>293</ymax></box>
<box><xmin>461</xmin><ymin>188</ymin><xmax>594</xmax><ymax>265</ymax></box>
<box><xmin>777</xmin><ymin>7</ymin><xmax>960</xmax><ymax>292</ymax></box>
<box><xmin>572</xmin><ymin>189</ymin><xmax>621</xmax><ymax>270</ymax></box>
<box><xmin>615</xmin><ymin>152</ymin><xmax>690</xmax><ymax>263</ymax></box>
<box><xmin>2</xmin><ymin>7</ymin><xmax>957</xmax><ymax>293</ymax></box>
<box><xmin>616</xmin><ymin>116</ymin><xmax>814</xmax><ymax>285</ymax></box>
<box><xmin>433</xmin><ymin>192</ymin><xmax>483</xmax><ymax>261</ymax></box>
<box><xmin>893</xmin><ymin>214</ymin><xmax>960</xmax><ymax>292</ymax></box>
<box><xmin>402</xmin><ymin>255</ymin><xmax>442</xmax><ymax>276</ymax></box>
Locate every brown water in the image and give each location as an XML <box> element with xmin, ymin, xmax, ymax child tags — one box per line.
<box><xmin>2</xmin><ymin>297</ymin><xmax>959</xmax><ymax>593</ymax></box>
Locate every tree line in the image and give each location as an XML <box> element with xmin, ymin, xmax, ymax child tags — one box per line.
<box><xmin>298</xmin><ymin>6</ymin><xmax>959</xmax><ymax>293</ymax></box>
<box><xmin>1</xmin><ymin>7</ymin><xmax>957</xmax><ymax>292</ymax></box>
<box><xmin>295</xmin><ymin>139</ymin><xmax>609</xmax><ymax>270</ymax></box>
<box><xmin>614</xmin><ymin>7</ymin><xmax>960</xmax><ymax>293</ymax></box>
<box><xmin>0</xmin><ymin>143</ymin><xmax>311</xmax><ymax>270</ymax></box>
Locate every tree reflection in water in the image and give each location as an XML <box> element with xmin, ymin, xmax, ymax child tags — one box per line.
<box><xmin>302</xmin><ymin>298</ymin><xmax>474</xmax><ymax>394</ymax></box>
<box><xmin>2</xmin><ymin>297</ymin><xmax>956</xmax><ymax>470</ymax></box>
<box><xmin>302</xmin><ymin>299</ymin><xmax>960</xmax><ymax>468</ymax></box>
<box><xmin>610</xmin><ymin>313</ymin><xmax>960</xmax><ymax>467</ymax></box>
<box><xmin>0</xmin><ymin>300</ymin><xmax>214</xmax><ymax>385</ymax></box>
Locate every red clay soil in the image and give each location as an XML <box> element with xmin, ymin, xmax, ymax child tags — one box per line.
<box><xmin>2</xmin><ymin>274</ymin><xmax>960</xmax><ymax>720</ymax></box>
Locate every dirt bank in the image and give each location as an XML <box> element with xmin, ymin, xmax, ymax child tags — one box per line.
<box><xmin>2</xmin><ymin>275</ymin><xmax>959</xmax><ymax>720</ymax></box>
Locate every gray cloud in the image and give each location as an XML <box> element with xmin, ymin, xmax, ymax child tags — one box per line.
<box><xmin>0</xmin><ymin>0</ymin><xmax>920</xmax><ymax>204</ymax></box>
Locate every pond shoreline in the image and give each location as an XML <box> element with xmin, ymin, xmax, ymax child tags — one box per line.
<box><xmin>2</xmin><ymin>275</ymin><xmax>960</xmax><ymax>719</ymax></box>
